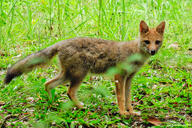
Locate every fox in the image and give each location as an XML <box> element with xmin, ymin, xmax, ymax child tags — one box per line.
<box><xmin>4</xmin><ymin>20</ymin><xmax>165</xmax><ymax>116</ymax></box>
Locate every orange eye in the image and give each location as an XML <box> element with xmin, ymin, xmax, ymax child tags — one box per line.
<box><xmin>144</xmin><ymin>40</ymin><xmax>150</xmax><ymax>44</ymax></box>
<box><xmin>155</xmin><ymin>40</ymin><xmax>161</xmax><ymax>45</ymax></box>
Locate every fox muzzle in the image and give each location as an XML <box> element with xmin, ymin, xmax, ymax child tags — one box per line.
<box><xmin>150</xmin><ymin>50</ymin><xmax>156</xmax><ymax>55</ymax></box>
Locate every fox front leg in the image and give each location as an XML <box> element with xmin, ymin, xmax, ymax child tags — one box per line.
<box><xmin>125</xmin><ymin>73</ymin><xmax>141</xmax><ymax>116</ymax></box>
<box><xmin>115</xmin><ymin>74</ymin><xmax>130</xmax><ymax>115</ymax></box>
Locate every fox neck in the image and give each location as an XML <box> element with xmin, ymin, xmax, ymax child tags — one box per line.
<box><xmin>137</xmin><ymin>38</ymin><xmax>151</xmax><ymax>58</ymax></box>
<box><xmin>117</xmin><ymin>39</ymin><xmax>149</xmax><ymax>66</ymax></box>
<box><xmin>121</xmin><ymin>38</ymin><xmax>150</xmax><ymax>59</ymax></box>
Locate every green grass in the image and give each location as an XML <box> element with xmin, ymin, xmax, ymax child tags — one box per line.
<box><xmin>0</xmin><ymin>0</ymin><xmax>192</xmax><ymax>127</ymax></box>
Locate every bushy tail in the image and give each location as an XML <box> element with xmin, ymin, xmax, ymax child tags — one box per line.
<box><xmin>4</xmin><ymin>44</ymin><xmax>59</xmax><ymax>84</ymax></box>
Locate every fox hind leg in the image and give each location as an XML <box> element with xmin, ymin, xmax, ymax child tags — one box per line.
<box><xmin>45</xmin><ymin>70</ymin><xmax>67</xmax><ymax>100</ymax></box>
<box><xmin>67</xmin><ymin>79</ymin><xmax>84</xmax><ymax>108</ymax></box>
<box><xmin>67</xmin><ymin>69</ymin><xmax>87</xmax><ymax>109</ymax></box>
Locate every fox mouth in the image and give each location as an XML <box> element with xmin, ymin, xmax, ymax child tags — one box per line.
<box><xmin>150</xmin><ymin>52</ymin><xmax>156</xmax><ymax>55</ymax></box>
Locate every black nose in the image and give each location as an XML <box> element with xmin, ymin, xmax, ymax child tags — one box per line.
<box><xmin>150</xmin><ymin>50</ymin><xmax>156</xmax><ymax>55</ymax></box>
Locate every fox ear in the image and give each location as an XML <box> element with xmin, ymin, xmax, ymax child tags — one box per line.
<box><xmin>156</xmin><ymin>21</ymin><xmax>165</xmax><ymax>34</ymax></box>
<box><xmin>140</xmin><ymin>20</ymin><xmax>149</xmax><ymax>34</ymax></box>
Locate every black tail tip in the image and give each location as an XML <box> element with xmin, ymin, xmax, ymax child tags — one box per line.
<box><xmin>4</xmin><ymin>74</ymin><xmax>14</xmax><ymax>84</ymax></box>
<box><xmin>4</xmin><ymin>71</ymin><xmax>23</xmax><ymax>84</ymax></box>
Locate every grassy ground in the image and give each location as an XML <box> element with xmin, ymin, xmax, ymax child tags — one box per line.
<box><xmin>0</xmin><ymin>0</ymin><xmax>192</xmax><ymax>127</ymax></box>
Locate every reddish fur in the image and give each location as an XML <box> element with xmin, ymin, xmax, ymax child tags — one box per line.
<box><xmin>5</xmin><ymin>21</ymin><xmax>165</xmax><ymax>116</ymax></box>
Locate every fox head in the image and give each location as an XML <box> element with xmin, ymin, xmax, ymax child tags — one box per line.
<box><xmin>139</xmin><ymin>20</ymin><xmax>165</xmax><ymax>56</ymax></box>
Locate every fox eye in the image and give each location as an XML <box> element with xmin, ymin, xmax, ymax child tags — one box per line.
<box><xmin>155</xmin><ymin>40</ymin><xmax>161</xmax><ymax>45</ymax></box>
<box><xmin>144</xmin><ymin>40</ymin><xmax>150</xmax><ymax>44</ymax></box>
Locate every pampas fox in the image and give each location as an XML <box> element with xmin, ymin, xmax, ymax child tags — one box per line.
<box><xmin>4</xmin><ymin>21</ymin><xmax>165</xmax><ymax>116</ymax></box>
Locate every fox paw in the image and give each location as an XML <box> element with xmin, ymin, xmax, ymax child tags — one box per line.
<box><xmin>119</xmin><ymin>111</ymin><xmax>130</xmax><ymax>116</ymax></box>
<box><xmin>127</xmin><ymin>107</ymin><xmax>141</xmax><ymax>116</ymax></box>
<box><xmin>120</xmin><ymin>110</ymin><xmax>141</xmax><ymax>116</ymax></box>
<box><xmin>129</xmin><ymin>111</ymin><xmax>141</xmax><ymax>116</ymax></box>
<box><xmin>76</xmin><ymin>102</ymin><xmax>84</xmax><ymax>109</ymax></box>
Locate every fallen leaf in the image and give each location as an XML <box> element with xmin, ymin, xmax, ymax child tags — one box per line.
<box><xmin>0</xmin><ymin>51</ymin><xmax>5</xmax><ymax>56</ymax></box>
<box><xmin>87</xmin><ymin>111</ymin><xmax>92</xmax><ymax>115</ymax></box>
<box><xmin>26</xmin><ymin>97</ymin><xmax>34</xmax><ymax>102</ymax></box>
<box><xmin>173</xmin><ymin>102</ymin><xmax>178</xmax><ymax>107</ymax></box>
<box><xmin>183</xmin><ymin>83</ymin><xmax>192</xmax><ymax>89</ymax></box>
<box><xmin>24</xmin><ymin>113</ymin><xmax>30</xmax><ymax>115</ymax></box>
<box><xmin>147</xmin><ymin>117</ymin><xmax>162</xmax><ymax>126</ymax></box>
<box><xmin>152</xmin><ymin>84</ymin><xmax>158</xmax><ymax>90</ymax></box>
<box><xmin>1</xmin><ymin>115</ymin><xmax>19</xmax><ymax>128</ymax></box>
<box><xmin>168</xmin><ymin>43</ymin><xmax>179</xmax><ymax>49</ymax></box>
<box><xmin>0</xmin><ymin>101</ymin><xmax>5</xmax><ymax>106</ymax></box>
